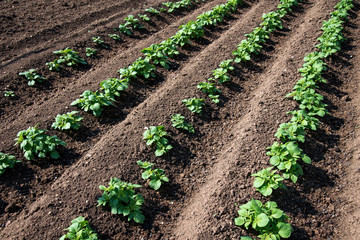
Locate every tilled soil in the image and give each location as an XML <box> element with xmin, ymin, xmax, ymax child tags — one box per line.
<box><xmin>0</xmin><ymin>0</ymin><xmax>359</xmax><ymax>239</ymax></box>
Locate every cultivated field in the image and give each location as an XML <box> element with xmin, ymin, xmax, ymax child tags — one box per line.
<box><xmin>0</xmin><ymin>0</ymin><xmax>359</xmax><ymax>239</ymax></box>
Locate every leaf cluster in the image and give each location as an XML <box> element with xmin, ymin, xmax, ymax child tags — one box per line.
<box><xmin>267</xmin><ymin>141</ymin><xmax>311</xmax><ymax>183</ymax></box>
<box><xmin>92</xmin><ymin>36</ymin><xmax>108</xmax><ymax>49</ymax></box>
<box><xmin>54</xmin><ymin>48</ymin><xmax>87</xmax><ymax>66</ymax></box>
<box><xmin>0</xmin><ymin>152</ymin><xmax>21</xmax><ymax>176</ymax></box>
<box><xmin>86</xmin><ymin>47</ymin><xmax>98</xmax><ymax>57</ymax></box>
<box><xmin>71</xmin><ymin>90</ymin><xmax>113</xmax><ymax>117</ymax></box>
<box><xmin>252</xmin><ymin>167</ymin><xmax>285</xmax><ymax>196</ymax></box>
<box><xmin>52</xmin><ymin>111</ymin><xmax>83</xmax><ymax>131</ymax></box>
<box><xmin>97</xmin><ymin>178</ymin><xmax>145</xmax><ymax>224</ymax></box>
<box><xmin>182</xmin><ymin>98</ymin><xmax>205</xmax><ymax>114</ymax></box>
<box><xmin>15</xmin><ymin>126</ymin><xmax>66</xmax><ymax>160</ymax></box>
<box><xmin>143</xmin><ymin>126</ymin><xmax>173</xmax><ymax>157</ymax></box>
<box><xmin>60</xmin><ymin>216</ymin><xmax>98</xmax><ymax>240</ymax></box>
<box><xmin>235</xmin><ymin>199</ymin><xmax>293</xmax><ymax>239</ymax></box>
<box><xmin>19</xmin><ymin>69</ymin><xmax>45</xmax><ymax>86</ymax></box>
<box><xmin>171</xmin><ymin>114</ymin><xmax>195</xmax><ymax>133</ymax></box>
<box><xmin>197</xmin><ymin>82</ymin><xmax>221</xmax><ymax>103</ymax></box>
<box><xmin>137</xmin><ymin>161</ymin><xmax>169</xmax><ymax>190</ymax></box>
<box><xmin>100</xmin><ymin>77</ymin><xmax>129</xmax><ymax>98</ymax></box>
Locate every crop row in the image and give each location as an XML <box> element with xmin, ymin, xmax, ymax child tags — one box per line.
<box><xmin>234</xmin><ymin>0</ymin><xmax>354</xmax><ymax>239</ymax></box>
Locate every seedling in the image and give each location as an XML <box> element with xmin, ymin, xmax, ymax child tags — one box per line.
<box><xmin>145</xmin><ymin>7</ymin><xmax>160</xmax><ymax>15</ymax></box>
<box><xmin>142</xmin><ymin>44</ymin><xmax>170</xmax><ymax>69</ymax></box>
<box><xmin>19</xmin><ymin>69</ymin><xmax>45</xmax><ymax>86</ymax></box>
<box><xmin>212</xmin><ymin>68</ymin><xmax>231</xmax><ymax>84</ymax></box>
<box><xmin>124</xmin><ymin>15</ymin><xmax>143</xmax><ymax>29</ymax></box>
<box><xmin>52</xmin><ymin>111</ymin><xmax>83</xmax><ymax>130</ymax></box>
<box><xmin>54</xmin><ymin>48</ymin><xmax>87</xmax><ymax>66</ymax></box>
<box><xmin>138</xmin><ymin>14</ymin><xmax>150</xmax><ymax>22</ymax></box>
<box><xmin>252</xmin><ymin>167</ymin><xmax>285</xmax><ymax>196</ymax></box>
<box><xmin>143</xmin><ymin>126</ymin><xmax>172</xmax><ymax>157</ymax></box>
<box><xmin>92</xmin><ymin>36</ymin><xmax>108</xmax><ymax>49</ymax></box>
<box><xmin>100</xmin><ymin>77</ymin><xmax>129</xmax><ymax>98</ymax></box>
<box><xmin>4</xmin><ymin>90</ymin><xmax>15</xmax><ymax>97</ymax></box>
<box><xmin>137</xmin><ymin>161</ymin><xmax>169</xmax><ymax>190</ymax></box>
<box><xmin>171</xmin><ymin>114</ymin><xmax>195</xmax><ymax>133</ymax></box>
<box><xmin>235</xmin><ymin>199</ymin><xmax>293</xmax><ymax>239</ymax></box>
<box><xmin>0</xmin><ymin>152</ymin><xmax>21</xmax><ymax>176</ymax></box>
<box><xmin>98</xmin><ymin>178</ymin><xmax>145</xmax><ymax>224</ymax></box>
<box><xmin>130</xmin><ymin>58</ymin><xmax>156</xmax><ymax>79</ymax></box>
<box><xmin>71</xmin><ymin>90</ymin><xmax>113</xmax><ymax>116</ymax></box>
<box><xmin>60</xmin><ymin>216</ymin><xmax>98</xmax><ymax>240</ymax></box>
<box><xmin>197</xmin><ymin>82</ymin><xmax>221</xmax><ymax>103</ymax></box>
<box><xmin>275</xmin><ymin>122</ymin><xmax>306</xmax><ymax>143</ymax></box>
<box><xmin>267</xmin><ymin>141</ymin><xmax>311</xmax><ymax>183</ymax></box>
<box><xmin>15</xmin><ymin>126</ymin><xmax>66</xmax><ymax>160</ymax></box>
<box><xmin>46</xmin><ymin>59</ymin><xmax>65</xmax><ymax>71</ymax></box>
<box><xmin>86</xmin><ymin>47</ymin><xmax>98</xmax><ymax>57</ymax></box>
<box><xmin>108</xmin><ymin>33</ymin><xmax>122</xmax><ymax>42</ymax></box>
<box><xmin>118</xmin><ymin>23</ymin><xmax>132</xmax><ymax>35</ymax></box>
<box><xmin>182</xmin><ymin>98</ymin><xmax>205</xmax><ymax>114</ymax></box>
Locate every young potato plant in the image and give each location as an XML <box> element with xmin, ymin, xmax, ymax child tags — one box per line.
<box><xmin>108</xmin><ymin>34</ymin><xmax>122</xmax><ymax>42</ymax></box>
<box><xmin>130</xmin><ymin>58</ymin><xmax>156</xmax><ymax>79</ymax></box>
<box><xmin>100</xmin><ymin>77</ymin><xmax>129</xmax><ymax>98</ymax></box>
<box><xmin>235</xmin><ymin>199</ymin><xmax>293</xmax><ymax>240</ymax></box>
<box><xmin>54</xmin><ymin>48</ymin><xmax>87</xmax><ymax>67</ymax></box>
<box><xmin>46</xmin><ymin>59</ymin><xmax>65</xmax><ymax>71</ymax></box>
<box><xmin>71</xmin><ymin>90</ymin><xmax>113</xmax><ymax>117</ymax></box>
<box><xmin>137</xmin><ymin>161</ymin><xmax>169</xmax><ymax>190</ymax></box>
<box><xmin>142</xmin><ymin>44</ymin><xmax>170</xmax><ymax>69</ymax></box>
<box><xmin>60</xmin><ymin>216</ymin><xmax>98</xmax><ymax>240</ymax></box>
<box><xmin>171</xmin><ymin>114</ymin><xmax>195</xmax><ymax>133</ymax></box>
<box><xmin>118</xmin><ymin>23</ymin><xmax>132</xmax><ymax>35</ymax></box>
<box><xmin>86</xmin><ymin>47</ymin><xmax>98</xmax><ymax>57</ymax></box>
<box><xmin>159</xmin><ymin>39</ymin><xmax>180</xmax><ymax>58</ymax></box>
<box><xmin>267</xmin><ymin>141</ymin><xmax>311</xmax><ymax>183</ymax></box>
<box><xmin>15</xmin><ymin>126</ymin><xmax>66</xmax><ymax>160</ymax></box>
<box><xmin>277</xmin><ymin>0</ymin><xmax>299</xmax><ymax>17</ymax></box>
<box><xmin>182</xmin><ymin>98</ymin><xmax>205</xmax><ymax>114</ymax></box>
<box><xmin>98</xmin><ymin>178</ymin><xmax>145</xmax><ymax>224</ymax></box>
<box><xmin>124</xmin><ymin>15</ymin><xmax>143</xmax><ymax>30</ymax></box>
<box><xmin>118</xmin><ymin>66</ymin><xmax>137</xmax><ymax>82</ymax></box>
<box><xmin>169</xmin><ymin>31</ymin><xmax>191</xmax><ymax>47</ymax></box>
<box><xmin>92</xmin><ymin>36</ymin><xmax>108</xmax><ymax>49</ymax></box>
<box><xmin>0</xmin><ymin>152</ymin><xmax>21</xmax><ymax>176</ymax></box>
<box><xmin>260</xmin><ymin>11</ymin><xmax>283</xmax><ymax>33</ymax></box>
<box><xmin>288</xmin><ymin>109</ymin><xmax>319</xmax><ymax>131</ymax></box>
<box><xmin>4</xmin><ymin>90</ymin><xmax>15</xmax><ymax>97</ymax></box>
<box><xmin>138</xmin><ymin>14</ymin><xmax>150</xmax><ymax>22</ymax></box>
<box><xmin>275</xmin><ymin>122</ymin><xmax>306</xmax><ymax>143</ymax></box>
<box><xmin>145</xmin><ymin>7</ymin><xmax>160</xmax><ymax>15</ymax></box>
<box><xmin>143</xmin><ymin>126</ymin><xmax>172</xmax><ymax>157</ymax></box>
<box><xmin>52</xmin><ymin>111</ymin><xmax>83</xmax><ymax>131</ymax></box>
<box><xmin>252</xmin><ymin>167</ymin><xmax>286</xmax><ymax>196</ymax></box>
<box><xmin>197</xmin><ymin>82</ymin><xmax>221</xmax><ymax>103</ymax></box>
<box><xmin>212</xmin><ymin>68</ymin><xmax>231</xmax><ymax>84</ymax></box>
<box><xmin>178</xmin><ymin>21</ymin><xmax>204</xmax><ymax>40</ymax></box>
<box><xmin>19</xmin><ymin>69</ymin><xmax>45</xmax><ymax>86</ymax></box>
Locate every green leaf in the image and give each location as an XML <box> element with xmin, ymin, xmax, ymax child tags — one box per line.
<box><xmin>278</xmin><ymin>222</ymin><xmax>293</xmax><ymax>238</ymax></box>
<box><xmin>133</xmin><ymin>212</ymin><xmax>145</xmax><ymax>224</ymax></box>
<box><xmin>50</xmin><ymin>151</ymin><xmax>60</xmax><ymax>159</ymax></box>
<box><xmin>255</xmin><ymin>213</ymin><xmax>269</xmax><ymax>227</ymax></box>
<box><xmin>149</xmin><ymin>179</ymin><xmax>161</xmax><ymax>190</ymax></box>
<box><xmin>253</xmin><ymin>178</ymin><xmax>265</xmax><ymax>188</ymax></box>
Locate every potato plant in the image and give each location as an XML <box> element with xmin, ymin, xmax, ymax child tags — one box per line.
<box><xmin>267</xmin><ymin>141</ymin><xmax>311</xmax><ymax>183</ymax></box>
<box><xmin>71</xmin><ymin>90</ymin><xmax>113</xmax><ymax>117</ymax></box>
<box><xmin>92</xmin><ymin>36</ymin><xmax>108</xmax><ymax>49</ymax></box>
<box><xmin>171</xmin><ymin>114</ymin><xmax>195</xmax><ymax>133</ymax></box>
<box><xmin>118</xmin><ymin>23</ymin><xmax>132</xmax><ymax>35</ymax></box>
<box><xmin>0</xmin><ymin>152</ymin><xmax>21</xmax><ymax>176</ymax></box>
<box><xmin>15</xmin><ymin>126</ymin><xmax>66</xmax><ymax>160</ymax></box>
<box><xmin>108</xmin><ymin>34</ymin><xmax>121</xmax><ymax>42</ymax></box>
<box><xmin>197</xmin><ymin>82</ymin><xmax>221</xmax><ymax>103</ymax></box>
<box><xmin>97</xmin><ymin>178</ymin><xmax>145</xmax><ymax>224</ymax></box>
<box><xmin>252</xmin><ymin>167</ymin><xmax>285</xmax><ymax>196</ymax></box>
<box><xmin>145</xmin><ymin>7</ymin><xmax>160</xmax><ymax>15</ymax></box>
<box><xmin>275</xmin><ymin>122</ymin><xmax>306</xmax><ymax>143</ymax></box>
<box><xmin>138</xmin><ymin>14</ymin><xmax>150</xmax><ymax>22</ymax></box>
<box><xmin>4</xmin><ymin>90</ymin><xmax>15</xmax><ymax>97</ymax></box>
<box><xmin>235</xmin><ymin>199</ymin><xmax>293</xmax><ymax>240</ymax></box>
<box><xmin>54</xmin><ymin>48</ymin><xmax>87</xmax><ymax>66</ymax></box>
<box><xmin>86</xmin><ymin>47</ymin><xmax>98</xmax><ymax>57</ymax></box>
<box><xmin>182</xmin><ymin>98</ymin><xmax>205</xmax><ymax>114</ymax></box>
<box><xmin>52</xmin><ymin>111</ymin><xmax>83</xmax><ymax>131</ymax></box>
<box><xmin>137</xmin><ymin>161</ymin><xmax>169</xmax><ymax>190</ymax></box>
<box><xmin>19</xmin><ymin>69</ymin><xmax>45</xmax><ymax>86</ymax></box>
<box><xmin>124</xmin><ymin>15</ymin><xmax>143</xmax><ymax>30</ymax></box>
<box><xmin>143</xmin><ymin>126</ymin><xmax>172</xmax><ymax>157</ymax></box>
<box><xmin>60</xmin><ymin>216</ymin><xmax>98</xmax><ymax>240</ymax></box>
<box><xmin>46</xmin><ymin>59</ymin><xmax>65</xmax><ymax>71</ymax></box>
<box><xmin>100</xmin><ymin>77</ymin><xmax>129</xmax><ymax>98</ymax></box>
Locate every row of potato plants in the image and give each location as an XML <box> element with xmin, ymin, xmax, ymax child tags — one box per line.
<box><xmin>56</xmin><ymin>0</ymin><xmax>303</xmax><ymax>238</ymax></box>
<box><xmin>5</xmin><ymin>0</ymin><xmax>207</xmax><ymax>93</ymax></box>
<box><xmin>138</xmin><ymin>0</ymin><xmax>302</xmax><ymax>239</ymax></box>
<box><xmin>57</xmin><ymin>0</ymin><xmax>247</xmax><ymax>238</ymax></box>
<box><xmin>0</xmin><ymin>0</ymin><xmax>219</xmax><ymax>174</ymax></box>
<box><xmin>236</xmin><ymin>0</ymin><xmax>353</xmax><ymax>239</ymax></box>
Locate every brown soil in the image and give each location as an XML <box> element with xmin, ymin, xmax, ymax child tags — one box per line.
<box><xmin>0</xmin><ymin>0</ymin><xmax>359</xmax><ymax>239</ymax></box>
